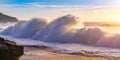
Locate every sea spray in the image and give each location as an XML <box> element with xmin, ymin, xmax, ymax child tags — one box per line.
<box><xmin>33</xmin><ymin>15</ymin><xmax>83</xmax><ymax>42</ymax></box>
<box><xmin>96</xmin><ymin>33</ymin><xmax>120</xmax><ymax>48</ymax></box>
<box><xmin>11</xmin><ymin>21</ymin><xmax>27</xmax><ymax>37</ymax></box>
<box><xmin>13</xmin><ymin>18</ymin><xmax>46</xmax><ymax>38</ymax></box>
<box><xmin>1</xmin><ymin>18</ymin><xmax>46</xmax><ymax>38</ymax></box>
<box><xmin>74</xmin><ymin>27</ymin><xmax>105</xmax><ymax>45</ymax></box>
<box><xmin>1</xmin><ymin>26</ymin><xmax>13</xmax><ymax>35</ymax></box>
<box><xmin>2</xmin><ymin>15</ymin><xmax>120</xmax><ymax>48</ymax></box>
<box><xmin>1</xmin><ymin>21</ymin><xmax>26</xmax><ymax>35</ymax></box>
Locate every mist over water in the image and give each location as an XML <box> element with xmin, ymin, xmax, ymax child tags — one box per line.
<box><xmin>13</xmin><ymin>18</ymin><xmax>46</xmax><ymax>38</ymax></box>
<box><xmin>1</xmin><ymin>15</ymin><xmax>120</xmax><ymax>48</ymax></box>
<box><xmin>33</xmin><ymin>15</ymin><xmax>83</xmax><ymax>42</ymax></box>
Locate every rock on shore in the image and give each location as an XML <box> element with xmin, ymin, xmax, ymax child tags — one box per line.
<box><xmin>0</xmin><ymin>37</ymin><xmax>23</xmax><ymax>60</ymax></box>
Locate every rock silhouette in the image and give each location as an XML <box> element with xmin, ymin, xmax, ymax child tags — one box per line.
<box><xmin>0</xmin><ymin>13</ymin><xmax>18</xmax><ymax>22</ymax></box>
<box><xmin>0</xmin><ymin>37</ymin><xmax>23</xmax><ymax>60</ymax></box>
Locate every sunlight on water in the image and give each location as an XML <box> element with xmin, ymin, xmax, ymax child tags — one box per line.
<box><xmin>104</xmin><ymin>26</ymin><xmax>120</xmax><ymax>31</ymax></box>
<box><xmin>0</xmin><ymin>22</ymin><xmax>15</xmax><ymax>30</ymax></box>
<box><xmin>1</xmin><ymin>20</ymin><xmax>120</xmax><ymax>58</ymax></box>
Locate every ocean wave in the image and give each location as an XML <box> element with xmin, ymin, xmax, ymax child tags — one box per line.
<box><xmin>1</xmin><ymin>18</ymin><xmax>46</xmax><ymax>38</ymax></box>
<box><xmin>33</xmin><ymin>14</ymin><xmax>83</xmax><ymax>42</ymax></box>
<box><xmin>1</xmin><ymin>14</ymin><xmax>120</xmax><ymax>48</ymax></box>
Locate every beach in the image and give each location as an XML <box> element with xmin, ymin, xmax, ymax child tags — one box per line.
<box><xmin>20</xmin><ymin>46</ymin><xmax>120</xmax><ymax>60</ymax></box>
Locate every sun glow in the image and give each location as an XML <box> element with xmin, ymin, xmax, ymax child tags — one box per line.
<box><xmin>115</xmin><ymin>16</ymin><xmax>120</xmax><ymax>22</ymax></box>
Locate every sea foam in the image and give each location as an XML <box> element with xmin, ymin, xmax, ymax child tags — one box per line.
<box><xmin>33</xmin><ymin>15</ymin><xmax>83</xmax><ymax>42</ymax></box>
<box><xmin>1</xmin><ymin>18</ymin><xmax>46</xmax><ymax>38</ymax></box>
<box><xmin>1</xmin><ymin>15</ymin><xmax>120</xmax><ymax>48</ymax></box>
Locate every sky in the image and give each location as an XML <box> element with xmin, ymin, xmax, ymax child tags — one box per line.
<box><xmin>0</xmin><ymin>0</ymin><xmax>120</xmax><ymax>22</ymax></box>
<box><xmin>0</xmin><ymin>0</ymin><xmax>110</xmax><ymax>5</ymax></box>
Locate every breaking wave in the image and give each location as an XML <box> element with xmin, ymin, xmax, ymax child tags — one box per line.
<box><xmin>1</xmin><ymin>14</ymin><xmax>120</xmax><ymax>48</ymax></box>
<box><xmin>1</xmin><ymin>18</ymin><xmax>46</xmax><ymax>38</ymax></box>
<box><xmin>33</xmin><ymin>15</ymin><xmax>83</xmax><ymax>42</ymax></box>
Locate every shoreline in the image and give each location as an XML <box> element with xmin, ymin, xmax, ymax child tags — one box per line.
<box><xmin>1</xmin><ymin>35</ymin><xmax>120</xmax><ymax>60</ymax></box>
<box><xmin>20</xmin><ymin>45</ymin><xmax>120</xmax><ymax>60</ymax></box>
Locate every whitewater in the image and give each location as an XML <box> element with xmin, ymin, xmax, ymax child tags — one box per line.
<box><xmin>1</xmin><ymin>15</ymin><xmax>120</xmax><ymax>58</ymax></box>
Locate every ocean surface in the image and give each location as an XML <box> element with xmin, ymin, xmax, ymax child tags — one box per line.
<box><xmin>1</xmin><ymin>22</ymin><xmax>120</xmax><ymax>58</ymax></box>
<box><xmin>1</xmin><ymin>15</ymin><xmax>120</xmax><ymax>58</ymax></box>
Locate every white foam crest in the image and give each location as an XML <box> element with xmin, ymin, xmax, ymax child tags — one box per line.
<box><xmin>13</xmin><ymin>18</ymin><xmax>46</xmax><ymax>38</ymax></box>
<box><xmin>2</xmin><ymin>15</ymin><xmax>120</xmax><ymax>48</ymax></box>
<box><xmin>33</xmin><ymin>15</ymin><xmax>83</xmax><ymax>42</ymax></box>
<box><xmin>1</xmin><ymin>18</ymin><xmax>46</xmax><ymax>38</ymax></box>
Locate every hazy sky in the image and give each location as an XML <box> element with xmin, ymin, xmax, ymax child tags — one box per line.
<box><xmin>0</xmin><ymin>0</ymin><xmax>120</xmax><ymax>22</ymax></box>
<box><xmin>0</xmin><ymin>0</ymin><xmax>110</xmax><ymax>5</ymax></box>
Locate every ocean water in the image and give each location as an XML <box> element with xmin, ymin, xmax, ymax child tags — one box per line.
<box><xmin>1</xmin><ymin>15</ymin><xmax>120</xmax><ymax>58</ymax></box>
<box><xmin>0</xmin><ymin>22</ymin><xmax>14</xmax><ymax>30</ymax></box>
<box><xmin>1</xmin><ymin>35</ymin><xmax>120</xmax><ymax>58</ymax></box>
<box><xmin>1</xmin><ymin>24</ymin><xmax>120</xmax><ymax>57</ymax></box>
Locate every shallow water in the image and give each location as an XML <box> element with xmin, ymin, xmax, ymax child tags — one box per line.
<box><xmin>0</xmin><ymin>21</ymin><xmax>120</xmax><ymax>58</ymax></box>
<box><xmin>1</xmin><ymin>35</ymin><xmax>120</xmax><ymax>58</ymax></box>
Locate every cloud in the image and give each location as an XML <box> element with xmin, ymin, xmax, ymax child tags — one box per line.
<box><xmin>0</xmin><ymin>2</ymin><xmax>120</xmax><ymax>21</ymax></box>
<box><xmin>1</xmin><ymin>2</ymin><xmax>120</xmax><ymax>11</ymax></box>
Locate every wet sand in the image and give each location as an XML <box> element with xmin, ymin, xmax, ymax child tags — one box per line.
<box><xmin>20</xmin><ymin>46</ymin><xmax>120</xmax><ymax>60</ymax></box>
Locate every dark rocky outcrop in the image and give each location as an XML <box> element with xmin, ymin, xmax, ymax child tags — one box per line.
<box><xmin>0</xmin><ymin>13</ymin><xmax>18</xmax><ymax>22</ymax></box>
<box><xmin>0</xmin><ymin>37</ymin><xmax>23</xmax><ymax>60</ymax></box>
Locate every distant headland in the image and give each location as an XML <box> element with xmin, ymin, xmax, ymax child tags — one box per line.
<box><xmin>0</xmin><ymin>13</ymin><xmax>18</xmax><ymax>22</ymax></box>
